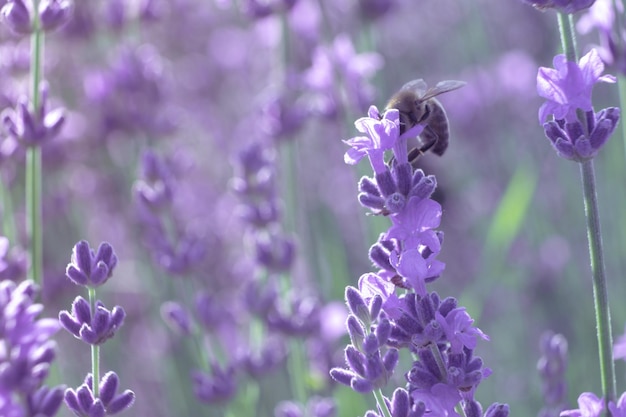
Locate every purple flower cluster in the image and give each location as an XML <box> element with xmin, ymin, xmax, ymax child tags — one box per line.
<box><xmin>561</xmin><ymin>391</ymin><xmax>626</xmax><ymax>417</ymax></box>
<box><xmin>133</xmin><ymin>150</ymin><xmax>206</xmax><ymax>276</ymax></box>
<box><xmin>1</xmin><ymin>0</ymin><xmax>73</xmax><ymax>35</ymax></box>
<box><xmin>1</xmin><ymin>82</ymin><xmax>65</xmax><ymax>148</ymax></box>
<box><xmin>333</xmin><ymin>106</ymin><xmax>505</xmax><ymax>416</ymax></box>
<box><xmin>537</xmin><ymin>331</ymin><xmax>568</xmax><ymax>417</ymax></box>
<box><xmin>58</xmin><ymin>241</ymin><xmax>134</xmax><ymax>417</ymax></box>
<box><xmin>578</xmin><ymin>0</ymin><xmax>626</xmax><ymax>75</ymax></box>
<box><xmin>0</xmin><ymin>279</ymin><xmax>64</xmax><ymax>417</ymax></box>
<box><xmin>537</xmin><ymin>49</ymin><xmax>620</xmax><ymax>161</ymax></box>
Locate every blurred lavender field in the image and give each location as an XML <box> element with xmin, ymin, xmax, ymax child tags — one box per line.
<box><xmin>1</xmin><ymin>1</ymin><xmax>626</xmax><ymax>417</ymax></box>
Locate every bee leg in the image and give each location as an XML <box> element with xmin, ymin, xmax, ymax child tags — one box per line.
<box><xmin>419</xmin><ymin>125</ymin><xmax>439</xmax><ymax>153</ymax></box>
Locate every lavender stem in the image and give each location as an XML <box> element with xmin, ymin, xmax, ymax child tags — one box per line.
<box><xmin>89</xmin><ymin>287</ymin><xmax>101</xmax><ymax>397</ymax></box>
<box><xmin>557</xmin><ymin>11</ymin><xmax>617</xmax><ymax>412</ymax></box>
<box><xmin>26</xmin><ymin>0</ymin><xmax>44</xmax><ymax>285</ymax></box>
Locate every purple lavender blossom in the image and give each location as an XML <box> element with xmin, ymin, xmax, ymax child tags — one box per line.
<box><xmin>537</xmin><ymin>49</ymin><xmax>620</xmax><ymax>161</ymax></box>
<box><xmin>191</xmin><ymin>363</ymin><xmax>237</xmax><ymax>404</ymax></box>
<box><xmin>537</xmin><ymin>331</ymin><xmax>568</xmax><ymax>417</ymax></box>
<box><xmin>38</xmin><ymin>0</ymin><xmax>74</xmax><ymax>32</ymax></box>
<box><xmin>0</xmin><ymin>237</ymin><xmax>27</xmax><ymax>281</ymax></box>
<box><xmin>64</xmin><ymin>372</ymin><xmax>135</xmax><ymax>417</ymax></box>
<box><xmin>614</xmin><ymin>325</ymin><xmax>626</xmax><ymax>361</ymax></box>
<box><xmin>65</xmin><ymin>241</ymin><xmax>117</xmax><ymax>288</ymax></box>
<box><xmin>1</xmin><ymin>82</ymin><xmax>65</xmax><ymax>148</ymax></box>
<box><xmin>560</xmin><ymin>392</ymin><xmax>604</xmax><ymax>417</ymax></box>
<box><xmin>58</xmin><ymin>296</ymin><xmax>126</xmax><ymax>345</ymax></box>
<box><xmin>609</xmin><ymin>392</ymin><xmax>626</xmax><ymax>417</ymax></box>
<box><xmin>0</xmin><ymin>280</ymin><xmax>64</xmax><ymax>416</ymax></box>
<box><xmin>578</xmin><ymin>0</ymin><xmax>626</xmax><ymax>75</ymax></box>
<box><xmin>519</xmin><ymin>0</ymin><xmax>596</xmax><ymax>13</ymax></box>
<box><xmin>1</xmin><ymin>0</ymin><xmax>32</xmax><ymax>34</ymax></box>
<box><xmin>274</xmin><ymin>396</ymin><xmax>336</xmax><ymax>417</ymax></box>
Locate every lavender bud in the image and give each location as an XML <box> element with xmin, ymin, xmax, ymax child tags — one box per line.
<box><xmin>375</xmin><ymin>170</ymin><xmax>396</xmax><ymax>198</ymax></box>
<box><xmin>38</xmin><ymin>0</ymin><xmax>73</xmax><ymax>32</ymax></box>
<box><xmin>464</xmin><ymin>399</ymin><xmax>482</xmax><ymax>417</ymax></box>
<box><xmin>345</xmin><ymin>286</ymin><xmax>369</xmax><ymax>323</ymax></box>
<box><xmin>160</xmin><ymin>301</ymin><xmax>192</xmax><ymax>335</ymax></box>
<box><xmin>1</xmin><ymin>0</ymin><xmax>32</xmax><ymax>35</ymax></box>
<box><xmin>484</xmin><ymin>403</ymin><xmax>510</xmax><ymax>417</ymax></box>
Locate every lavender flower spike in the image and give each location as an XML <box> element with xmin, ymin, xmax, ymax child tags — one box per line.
<box><xmin>39</xmin><ymin>0</ymin><xmax>74</xmax><ymax>33</ymax></box>
<box><xmin>537</xmin><ymin>49</ymin><xmax>620</xmax><ymax>161</ymax></box>
<box><xmin>1</xmin><ymin>0</ymin><xmax>32</xmax><ymax>34</ymax></box>
<box><xmin>65</xmin><ymin>241</ymin><xmax>118</xmax><ymax>288</ymax></box>
<box><xmin>59</xmin><ymin>296</ymin><xmax>126</xmax><ymax>345</ymax></box>
<box><xmin>1</xmin><ymin>82</ymin><xmax>65</xmax><ymax>147</ymax></box>
<box><xmin>64</xmin><ymin>372</ymin><xmax>135</xmax><ymax>417</ymax></box>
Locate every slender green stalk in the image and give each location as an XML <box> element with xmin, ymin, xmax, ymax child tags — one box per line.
<box><xmin>88</xmin><ymin>287</ymin><xmax>101</xmax><ymax>397</ymax></box>
<box><xmin>557</xmin><ymin>11</ymin><xmax>617</xmax><ymax>411</ymax></box>
<box><xmin>372</xmin><ymin>388</ymin><xmax>392</xmax><ymax>417</ymax></box>
<box><xmin>557</xmin><ymin>13</ymin><xmax>578</xmax><ymax>62</ymax></box>
<box><xmin>27</xmin><ymin>0</ymin><xmax>45</xmax><ymax>285</ymax></box>
<box><xmin>578</xmin><ymin>160</ymin><xmax>616</xmax><ymax>408</ymax></box>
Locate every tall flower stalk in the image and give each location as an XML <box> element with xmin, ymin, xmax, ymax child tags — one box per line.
<box><xmin>529</xmin><ymin>1</ymin><xmax>620</xmax><ymax>413</ymax></box>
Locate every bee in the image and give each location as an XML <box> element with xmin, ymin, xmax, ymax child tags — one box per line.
<box><xmin>384</xmin><ymin>79</ymin><xmax>465</xmax><ymax>166</ymax></box>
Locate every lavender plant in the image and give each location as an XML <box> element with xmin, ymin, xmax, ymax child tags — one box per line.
<box><xmin>59</xmin><ymin>240</ymin><xmax>134</xmax><ymax>416</ymax></box>
<box><xmin>520</xmin><ymin>1</ymin><xmax>625</xmax><ymax>415</ymax></box>
<box><xmin>332</xmin><ymin>106</ymin><xmax>508</xmax><ymax>416</ymax></box>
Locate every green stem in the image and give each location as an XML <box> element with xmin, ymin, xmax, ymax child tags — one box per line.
<box><xmin>578</xmin><ymin>160</ymin><xmax>616</xmax><ymax>408</ymax></box>
<box><xmin>557</xmin><ymin>13</ymin><xmax>578</xmax><ymax>61</ymax></box>
<box><xmin>372</xmin><ymin>388</ymin><xmax>392</xmax><ymax>417</ymax></box>
<box><xmin>88</xmin><ymin>287</ymin><xmax>101</xmax><ymax>397</ymax></box>
<box><xmin>27</xmin><ymin>1</ymin><xmax>44</xmax><ymax>286</ymax></box>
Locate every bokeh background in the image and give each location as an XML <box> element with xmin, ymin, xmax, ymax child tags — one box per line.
<box><xmin>1</xmin><ymin>0</ymin><xmax>626</xmax><ymax>416</ymax></box>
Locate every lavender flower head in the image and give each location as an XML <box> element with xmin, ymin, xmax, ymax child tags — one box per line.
<box><xmin>537</xmin><ymin>49</ymin><xmax>620</xmax><ymax>161</ymax></box>
<box><xmin>65</xmin><ymin>241</ymin><xmax>117</xmax><ymax>288</ymax></box>
<box><xmin>519</xmin><ymin>0</ymin><xmax>596</xmax><ymax>13</ymax></box>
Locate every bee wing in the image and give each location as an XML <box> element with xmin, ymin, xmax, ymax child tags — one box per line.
<box><xmin>399</xmin><ymin>79</ymin><xmax>428</xmax><ymax>96</ymax></box>
<box><xmin>421</xmin><ymin>80</ymin><xmax>466</xmax><ymax>100</ymax></box>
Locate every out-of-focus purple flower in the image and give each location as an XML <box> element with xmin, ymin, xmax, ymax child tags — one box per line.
<box><xmin>609</xmin><ymin>392</ymin><xmax>626</xmax><ymax>417</ymax></box>
<box><xmin>65</xmin><ymin>241</ymin><xmax>117</xmax><ymax>288</ymax></box>
<box><xmin>0</xmin><ymin>237</ymin><xmax>27</xmax><ymax>281</ymax></box>
<box><xmin>520</xmin><ymin>0</ymin><xmax>596</xmax><ymax>13</ymax></box>
<box><xmin>275</xmin><ymin>396</ymin><xmax>336</xmax><ymax>417</ymax></box>
<box><xmin>1</xmin><ymin>0</ymin><xmax>32</xmax><ymax>34</ymax></box>
<box><xmin>561</xmin><ymin>392</ymin><xmax>604</xmax><ymax>417</ymax></box>
<box><xmin>538</xmin><ymin>331</ymin><xmax>568</xmax><ymax>417</ymax></box>
<box><xmin>26</xmin><ymin>385</ymin><xmax>65</xmax><ymax>417</ymax></box>
<box><xmin>537</xmin><ymin>49</ymin><xmax>615</xmax><ymax>124</ymax></box>
<box><xmin>304</xmin><ymin>34</ymin><xmax>383</xmax><ymax>117</ymax></box>
<box><xmin>84</xmin><ymin>45</ymin><xmax>175</xmax><ymax>139</ymax></box>
<box><xmin>0</xmin><ymin>280</ymin><xmax>63</xmax><ymax>415</ymax></box>
<box><xmin>577</xmin><ymin>0</ymin><xmax>614</xmax><ymax>34</ymax></box>
<box><xmin>59</xmin><ymin>296</ymin><xmax>126</xmax><ymax>345</ymax></box>
<box><xmin>64</xmin><ymin>372</ymin><xmax>135</xmax><ymax>417</ymax></box>
<box><xmin>241</xmin><ymin>0</ymin><xmax>298</xmax><ymax>19</ymax></box>
<box><xmin>191</xmin><ymin>363</ymin><xmax>237</xmax><ymax>404</ymax></box>
<box><xmin>614</xmin><ymin>325</ymin><xmax>626</xmax><ymax>361</ymax></box>
<box><xmin>38</xmin><ymin>0</ymin><xmax>73</xmax><ymax>32</ymax></box>
<box><xmin>160</xmin><ymin>301</ymin><xmax>192</xmax><ymax>336</ymax></box>
<box><xmin>358</xmin><ymin>0</ymin><xmax>396</xmax><ymax>20</ymax></box>
<box><xmin>239</xmin><ymin>338</ymin><xmax>287</xmax><ymax>378</ymax></box>
<box><xmin>1</xmin><ymin>82</ymin><xmax>65</xmax><ymax>148</ymax></box>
